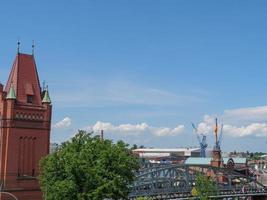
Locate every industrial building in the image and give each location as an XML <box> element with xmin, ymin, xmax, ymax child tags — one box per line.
<box><xmin>132</xmin><ymin>148</ymin><xmax>201</xmax><ymax>164</ymax></box>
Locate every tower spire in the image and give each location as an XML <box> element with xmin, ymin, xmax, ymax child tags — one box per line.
<box><xmin>6</xmin><ymin>83</ymin><xmax>16</xmax><ymax>100</ymax></box>
<box><xmin>17</xmin><ymin>39</ymin><xmax>20</xmax><ymax>54</ymax></box>
<box><xmin>42</xmin><ymin>85</ymin><xmax>51</xmax><ymax>104</ymax></box>
<box><xmin>32</xmin><ymin>40</ymin><xmax>35</xmax><ymax>56</ymax></box>
<box><xmin>42</xmin><ymin>80</ymin><xmax>46</xmax><ymax>92</ymax></box>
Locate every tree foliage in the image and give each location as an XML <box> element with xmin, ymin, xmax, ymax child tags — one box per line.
<box><xmin>136</xmin><ymin>197</ymin><xmax>153</xmax><ymax>200</ymax></box>
<box><xmin>39</xmin><ymin>130</ymin><xmax>139</xmax><ymax>200</ymax></box>
<box><xmin>192</xmin><ymin>173</ymin><xmax>218</xmax><ymax>200</ymax></box>
<box><xmin>249</xmin><ymin>152</ymin><xmax>265</xmax><ymax>160</ymax></box>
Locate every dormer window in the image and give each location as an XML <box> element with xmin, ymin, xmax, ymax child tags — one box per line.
<box><xmin>27</xmin><ymin>95</ymin><xmax>33</xmax><ymax>104</ymax></box>
<box><xmin>25</xmin><ymin>83</ymin><xmax>34</xmax><ymax>104</ymax></box>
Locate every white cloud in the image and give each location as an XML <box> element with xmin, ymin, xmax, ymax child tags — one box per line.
<box><xmin>224</xmin><ymin>123</ymin><xmax>267</xmax><ymax>137</ymax></box>
<box><xmin>224</xmin><ymin>106</ymin><xmax>267</xmax><ymax>117</ymax></box>
<box><xmin>53</xmin><ymin>117</ymin><xmax>72</xmax><ymax>129</ymax></box>
<box><xmin>90</xmin><ymin>121</ymin><xmax>149</xmax><ymax>135</ymax></box>
<box><xmin>196</xmin><ymin>105</ymin><xmax>267</xmax><ymax>138</ymax></box>
<box><xmin>197</xmin><ymin>122</ymin><xmax>212</xmax><ymax>134</ymax></box>
<box><xmin>195</xmin><ymin>115</ymin><xmax>215</xmax><ymax>134</ymax></box>
<box><xmin>224</xmin><ymin>106</ymin><xmax>267</xmax><ymax>123</ymax></box>
<box><xmin>152</xmin><ymin>125</ymin><xmax>185</xmax><ymax>137</ymax></box>
<box><xmin>85</xmin><ymin>121</ymin><xmax>184</xmax><ymax>137</ymax></box>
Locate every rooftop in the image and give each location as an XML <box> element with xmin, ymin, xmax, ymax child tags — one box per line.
<box><xmin>133</xmin><ymin>148</ymin><xmax>200</xmax><ymax>153</ymax></box>
<box><xmin>185</xmin><ymin>157</ymin><xmax>247</xmax><ymax>165</ymax></box>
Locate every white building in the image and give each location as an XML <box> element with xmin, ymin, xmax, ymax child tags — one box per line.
<box><xmin>133</xmin><ymin>148</ymin><xmax>201</xmax><ymax>164</ymax></box>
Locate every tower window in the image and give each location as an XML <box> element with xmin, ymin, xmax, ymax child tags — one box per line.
<box><xmin>18</xmin><ymin>137</ymin><xmax>36</xmax><ymax>178</ymax></box>
<box><xmin>27</xmin><ymin>95</ymin><xmax>33</xmax><ymax>103</ymax></box>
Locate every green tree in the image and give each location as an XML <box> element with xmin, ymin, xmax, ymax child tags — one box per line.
<box><xmin>131</xmin><ymin>144</ymin><xmax>138</xmax><ymax>150</ymax></box>
<box><xmin>136</xmin><ymin>197</ymin><xmax>152</xmax><ymax>200</ymax></box>
<box><xmin>39</xmin><ymin>130</ymin><xmax>139</xmax><ymax>200</ymax></box>
<box><xmin>192</xmin><ymin>173</ymin><xmax>218</xmax><ymax>200</ymax></box>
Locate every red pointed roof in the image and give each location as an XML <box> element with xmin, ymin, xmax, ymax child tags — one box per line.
<box><xmin>5</xmin><ymin>53</ymin><xmax>42</xmax><ymax>106</ymax></box>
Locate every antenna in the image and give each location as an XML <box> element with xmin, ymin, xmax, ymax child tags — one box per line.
<box><xmin>32</xmin><ymin>40</ymin><xmax>35</xmax><ymax>55</ymax></box>
<box><xmin>42</xmin><ymin>81</ymin><xmax>46</xmax><ymax>92</ymax></box>
<box><xmin>17</xmin><ymin>38</ymin><xmax>20</xmax><ymax>53</ymax></box>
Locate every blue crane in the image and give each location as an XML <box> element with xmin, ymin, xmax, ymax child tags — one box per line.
<box><xmin>191</xmin><ymin>123</ymin><xmax>208</xmax><ymax>157</ymax></box>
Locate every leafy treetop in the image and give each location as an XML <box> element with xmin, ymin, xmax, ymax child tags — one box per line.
<box><xmin>192</xmin><ymin>173</ymin><xmax>218</xmax><ymax>200</ymax></box>
<box><xmin>39</xmin><ymin>130</ymin><xmax>139</xmax><ymax>200</ymax></box>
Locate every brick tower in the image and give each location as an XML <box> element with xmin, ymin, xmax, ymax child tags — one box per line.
<box><xmin>0</xmin><ymin>51</ymin><xmax>52</xmax><ymax>200</ymax></box>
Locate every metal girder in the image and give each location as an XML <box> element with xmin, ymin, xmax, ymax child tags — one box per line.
<box><xmin>129</xmin><ymin>164</ymin><xmax>267</xmax><ymax>199</ymax></box>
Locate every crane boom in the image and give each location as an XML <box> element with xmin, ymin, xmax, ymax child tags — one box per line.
<box><xmin>191</xmin><ymin>123</ymin><xmax>201</xmax><ymax>145</ymax></box>
<box><xmin>191</xmin><ymin>122</ymin><xmax>208</xmax><ymax>158</ymax></box>
<box><xmin>191</xmin><ymin>123</ymin><xmax>197</xmax><ymax>131</ymax></box>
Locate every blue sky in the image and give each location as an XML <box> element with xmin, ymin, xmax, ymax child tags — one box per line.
<box><xmin>0</xmin><ymin>0</ymin><xmax>267</xmax><ymax>152</ymax></box>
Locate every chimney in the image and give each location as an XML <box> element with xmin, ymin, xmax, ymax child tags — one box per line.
<box><xmin>100</xmin><ymin>130</ymin><xmax>104</xmax><ymax>141</ymax></box>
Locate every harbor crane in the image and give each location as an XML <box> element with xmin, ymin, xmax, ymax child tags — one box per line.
<box><xmin>191</xmin><ymin>123</ymin><xmax>208</xmax><ymax>157</ymax></box>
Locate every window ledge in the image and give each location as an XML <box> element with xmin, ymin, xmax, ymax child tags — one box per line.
<box><xmin>17</xmin><ymin>176</ymin><xmax>37</xmax><ymax>180</ymax></box>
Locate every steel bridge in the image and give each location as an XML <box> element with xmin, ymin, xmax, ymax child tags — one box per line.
<box><xmin>129</xmin><ymin>164</ymin><xmax>267</xmax><ymax>199</ymax></box>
